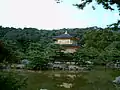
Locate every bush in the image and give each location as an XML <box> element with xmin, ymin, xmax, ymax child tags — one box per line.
<box><xmin>0</xmin><ymin>71</ymin><xmax>27</xmax><ymax>90</ymax></box>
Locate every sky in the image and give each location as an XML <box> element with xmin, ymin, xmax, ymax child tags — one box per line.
<box><xmin>0</xmin><ymin>0</ymin><xmax>120</xmax><ymax>30</ymax></box>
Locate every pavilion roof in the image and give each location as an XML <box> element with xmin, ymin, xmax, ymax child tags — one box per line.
<box><xmin>53</xmin><ymin>31</ymin><xmax>74</xmax><ymax>39</ymax></box>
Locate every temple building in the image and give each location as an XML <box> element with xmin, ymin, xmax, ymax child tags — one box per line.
<box><xmin>53</xmin><ymin>31</ymin><xmax>80</xmax><ymax>53</ymax></box>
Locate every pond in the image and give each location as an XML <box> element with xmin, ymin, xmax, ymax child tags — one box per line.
<box><xmin>18</xmin><ymin>66</ymin><xmax>120</xmax><ymax>90</ymax></box>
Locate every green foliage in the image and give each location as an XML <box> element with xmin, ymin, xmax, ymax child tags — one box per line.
<box><xmin>56</xmin><ymin>0</ymin><xmax>120</xmax><ymax>12</ymax></box>
<box><xmin>74</xmin><ymin>47</ymin><xmax>99</xmax><ymax>64</ymax></box>
<box><xmin>0</xmin><ymin>26</ymin><xmax>90</xmax><ymax>69</ymax></box>
<box><xmin>56</xmin><ymin>0</ymin><xmax>120</xmax><ymax>28</ymax></box>
<box><xmin>26</xmin><ymin>42</ymin><xmax>49</xmax><ymax>70</ymax></box>
<box><xmin>83</xmin><ymin>30</ymin><xmax>113</xmax><ymax>50</ymax></box>
<box><xmin>24</xmin><ymin>41</ymin><xmax>65</xmax><ymax>70</ymax></box>
<box><xmin>0</xmin><ymin>40</ymin><xmax>22</xmax><ymax>63</ymax></box>
<box><xmin>1</xmin><ymin>26</ymin><xmax>120</xmax><ymax>66</ymax></box>
<box><xmin>0</xmin><ymin>71</ymin><xmax>27</xmax><ymax>90</ymax></box>
<box><xmin>74</xmin><ymin>29</ymin><xmax>120</xmax><ymax>65</ymax></box>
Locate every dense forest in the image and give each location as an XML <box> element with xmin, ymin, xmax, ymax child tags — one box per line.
<box><xmin>0</xmin><ymin>26</ymin><xmax>120</xmax><ymax>69</ymax></box>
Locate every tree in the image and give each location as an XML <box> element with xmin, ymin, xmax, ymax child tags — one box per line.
<box><xmin>83</xmin><ymin>29</ymin><xmax>114</xmax><ymax>51</ymax></box>
<box><xmin>74</xmin><ymin>29</ymin><xmax>120</xmax><ymax>65</ymax></box>
<box><xmin>0</xmin><ymin>40</ymin><xmax>27</xmax><ymax>90</ymax></box>
<box><xmin>0</xmin><ymin>71</ymin><xmax>27</xmax><ymax>90</ymax></box>
<box><xmin>56</xmin><ymin>0</ymin><xmax>120</xmax><ymax>28</ymax></box>
<box><xmin>25</xmin><ymin>41</ymin><xmax>65</xmax><ymax>70</ymax></box>
<box><xmin>56</xmin><ymin>0</ymin><xmax>120</xmax><ymax>11</ymax></box>
<box><xmin>25</xmin><ymin>42</ymin><xmax>47</xmax><ymax>70</ymax></box>
<box><xmin>74</xmin><ymin>47</ymin><xmax>99</xmax><ymax>65</ymax></box>
<box><xmin>45</xmin><ymin>43</ymin><xmax>65</xmax><ymax>61</ymax></box>
<box><xmin>0</xmin><ymin>40</ymin><xmax>22</xmax><ymax>63</ymax></box>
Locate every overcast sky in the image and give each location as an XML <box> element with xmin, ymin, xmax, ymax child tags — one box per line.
<box><xmin>0</xmin><ymin>0</ymin><xmax>119</xmax><ymax>29</ymax></box>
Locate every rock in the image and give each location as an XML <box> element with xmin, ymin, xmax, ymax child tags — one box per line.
<box><xmin>21</xmin><ymin>59</ymin><xmax>30</xmax><ymax>65</ymax></box>
<box><xmin>58</xmin><ymin>83</ymin><xmax>73</xmax><ymax>88</ymax></box>
<box><xmin>67</xmin><ymin>74</ymin><xmax>76</xmax><ymax>79</ymax></box>
<box><xmin>16</xmin><ymin>64</ymin><xmax>25</xmax><ymax>69</ymax></box>
<box><xmin>54</xmin><ymin>74</ymin><xmax>61</xmax><ymax>77</ymax></box>
<box><xmin>40</xmin><ymin>89</ymin><xmax>47</xmax><ymax>90</ymax></box>
<box><xmin>113</xmin><ymin>76</ymin><xmax>120</xmax><ymax>84</ymax></box>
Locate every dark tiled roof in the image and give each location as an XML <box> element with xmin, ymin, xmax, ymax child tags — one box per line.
<box><xmin>53</xmin><ymin>33</ymin><xmax>73</xmax><ymax>39</ymax></box>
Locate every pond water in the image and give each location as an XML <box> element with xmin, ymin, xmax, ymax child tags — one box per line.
<box><xmin>20</xmin><ymin>67</ymin><xmax>120</xmax><ymax>90</ymax></box>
